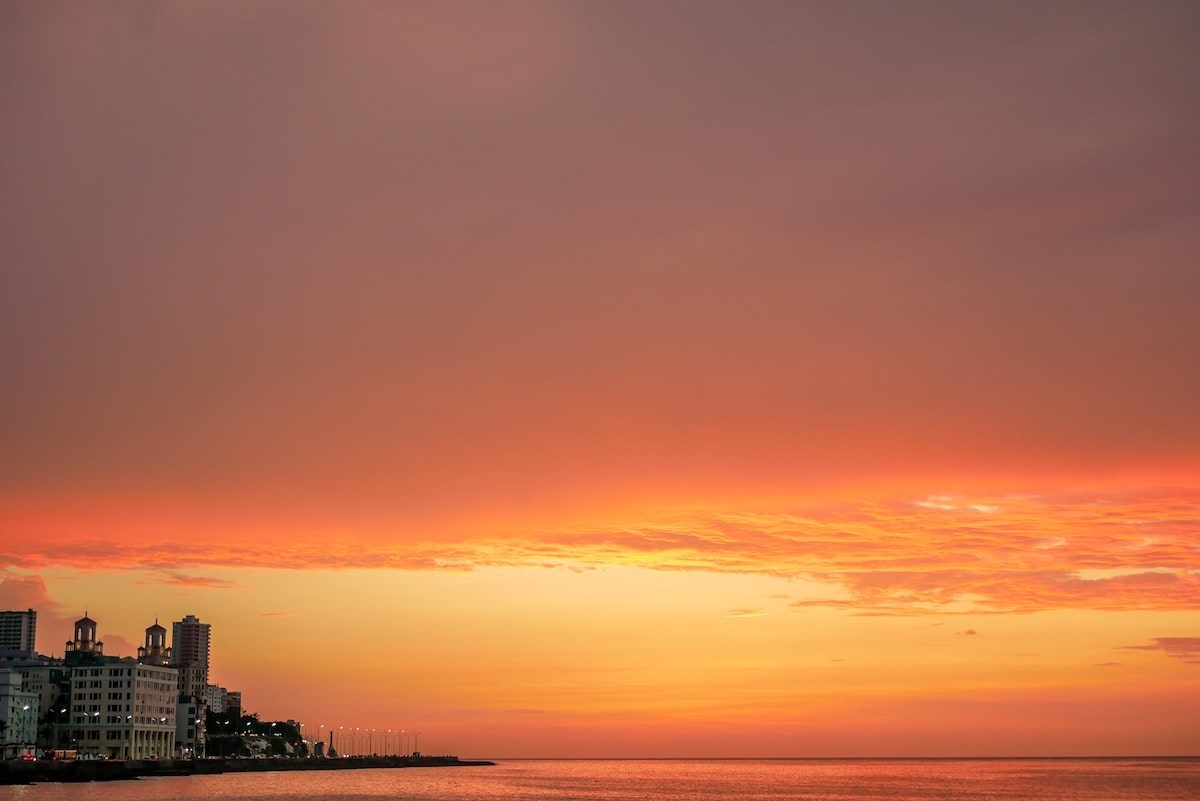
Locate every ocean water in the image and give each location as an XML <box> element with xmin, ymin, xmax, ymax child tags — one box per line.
<box><xmin>3</xmin><ymin>758</ymin><xmax>1199</xmax><ymax>801</ymax></box>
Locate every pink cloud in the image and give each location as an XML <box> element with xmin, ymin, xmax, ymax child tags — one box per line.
<box><xmin>163</xmin><ymin>572</ymin><xmax>239</xmax><ymax>589</ymax></box>
<box><xmin>0</xmin><ymin>573</ymin><xmax>61</xmax><ymax>613</ymax></box>
<box><xmin>0</xmin><ymin>573</ymin><xmax>77</xmax><ymax>654</ymax></box>
<box><xmin>1121</xmin><ymin>637</ymin><xmax>1200</xmax><ymax>665</ymax></box>
<box><xmin>98</xmin><ymin>633</ymin><xmax>139</xmax><ymax>660</ymax></box>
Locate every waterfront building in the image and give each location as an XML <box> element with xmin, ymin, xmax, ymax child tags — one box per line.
<box><xmin>0</xmin><ymin>670</ymin><xmax>39</xmax><ymax>759</ymax></box>
<box><xmin>0</xmin><ymin>609</ymin><xmax>37</xmax><ymax>652</ymax></box>
<box><xmin>68</xmin><ymin>659</ymin><xmax>177</xmax><ymax>759</ymax></box>
<box><xmin>205</xmin><ymin>684</ymin><xmax>227</xmax><ymax>713</ymax></box>
<box><xmin>226</xmin><ymin>690</ymin><xmax>242</xmax><ymax>719</ymax></box>
<box><xmin>176</xmin><ymin>697</ymin><xmax>205</xmax><ymax>758</ymax></box>
<box><xmin>14</xmin><ymin>664</ymin><xmax>70</xmax><ymax>748</ymax></box>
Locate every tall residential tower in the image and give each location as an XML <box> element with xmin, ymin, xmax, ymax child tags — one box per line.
<box><xmin>170</xmin><ymin>614</ymin><xmax>211</xmax><ymax>757</ymax></box>
<box><xmin>171</xmin><ymin>614</ymin><xmax>210</xmax><ymax>698</ymax></box>
<box><xmin>0</xmin><ymin>609</ymin><xmax>37</xmax><ymax>652</ymax></box>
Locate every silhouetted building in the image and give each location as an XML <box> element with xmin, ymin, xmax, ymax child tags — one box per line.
<box><xmin>171</xmin><ymin>615</ymin><xmax>209</xmax><ymax>672</ymax></box>
<box><xmin>171</xmin><ymin>615</ymin><xmax>210</xmax><ymax>699</ymax></box>
<box><xmin>170</xmin><ymin>615</ymin><xmax>211</xmax><ymax>757</ymax></box>
<box><xmin>205</xmin><ymin>684</ymin><xmax>228</xmax><ymax>713</ymax></box>
<box><xmin>226</xmin><ymin>690</ymin><xmax>242</xmax><ymax>719</ymax></box>
<box><xmin>0</xmin><ymin>609</ymin><xmax>37</xmax><ymax>652</ymax></box>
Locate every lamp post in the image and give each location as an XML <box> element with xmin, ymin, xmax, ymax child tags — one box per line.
<box><xmin>56</xmin><ymin>707</ymin><xmax>68</xmax><ymax>750</ymax></box>
<box><xmin>20</xmin><ymin>705</ymin><xmax>31</xmax><ymax>758</ymax></box>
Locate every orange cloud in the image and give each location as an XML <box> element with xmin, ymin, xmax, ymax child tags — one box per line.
<box><xmin>2</xmin><ymin>483</ymin><xmax>1197</xmax><ymax>615</ymax></box>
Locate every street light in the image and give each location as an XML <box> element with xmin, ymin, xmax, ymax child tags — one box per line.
<box><xmin>54</xmin><ymin>707</ymin><xmax>68</xmax><ymax>749</ymax></box>
<box><xmin>19</xmin><ymin>705</ymin><xmax>31</xmax><ymax>757</ymax></box>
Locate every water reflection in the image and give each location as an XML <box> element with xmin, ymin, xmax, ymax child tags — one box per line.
<box><xmin>2</xmin><ymin>759</ymin><xmax>1198</xmax><ymax>801</ymax></box>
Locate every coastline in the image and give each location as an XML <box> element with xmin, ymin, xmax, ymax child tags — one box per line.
<box><xmin>0</xmin><ymin>755</ymin><xmax>495</xmax><ymax>785</ymax></box>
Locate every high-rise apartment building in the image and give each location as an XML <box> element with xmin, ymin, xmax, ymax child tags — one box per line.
<box><xmin>0</xmin><ymin>609</ymin><xmax>37</xmax><ymax>652</ymax></box>
<box><xmin>170</xmin><ymin>615</ymin><xmax>210</xmax><ymax>672</ymax></box>
<box><xmin>170</xmin><ymin>614</ymin><xmax>210</xmax><ymax>756</ymax></box>
<box><xmin>170</xmin><ymin>615</ymin><xmax>210</xmax><ymax>700</ymax></box>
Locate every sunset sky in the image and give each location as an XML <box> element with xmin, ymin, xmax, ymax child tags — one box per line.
<box><xmin>1</xmin><ymin>0</ymin><xmax>1198</xmax><ymax>758</ymax></box>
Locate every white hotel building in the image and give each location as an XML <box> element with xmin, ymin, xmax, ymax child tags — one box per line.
<box><xmin>69</xmin><ymin>660</ymin><xmax>178</xmax><ymax>758</ymax></box>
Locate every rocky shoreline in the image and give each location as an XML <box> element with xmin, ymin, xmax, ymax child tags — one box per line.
<box><xmin>0</xmin><ymin>755</ymin><xmax>495</xmax><ymax>784</ymax></box>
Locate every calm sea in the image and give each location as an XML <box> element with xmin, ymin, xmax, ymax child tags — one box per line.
<box><xmin>3</xmin><ymin>759</ymin><xmax>1199</xmax><ymax>801</ymax></box>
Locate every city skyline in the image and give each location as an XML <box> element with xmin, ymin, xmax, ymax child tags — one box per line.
<box><xmin>2</xmin><ymin>1</ymin><xmax>1198</xmax><ymax>758</ymax></box>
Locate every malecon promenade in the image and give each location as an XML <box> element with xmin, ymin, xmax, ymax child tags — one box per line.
<box><xmin>0</xmin><ymin>754</ymin><xmax>494</xmax><ymax>785</ymax></box>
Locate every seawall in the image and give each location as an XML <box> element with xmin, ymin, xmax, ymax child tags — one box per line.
<box><xmin>0</xmin><ymin>755</ymin><xmax>494</xmax><ymax>785</ymax></box>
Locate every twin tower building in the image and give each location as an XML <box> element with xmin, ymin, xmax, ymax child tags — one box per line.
<box><xmin>1</xmin><ymin>611</ymin><xmax>234</xmax><ymax>760</ymax></box>
<box><xmin>59</xmin><ymin>613</ymin><xmax>219</xmax><ymax>759</ymax></box>
<box><xmin>66</xmin><ymin>612</ymin><xmax>210</xmax><ymax>699</ymax></box>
